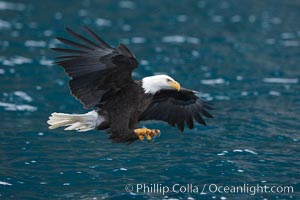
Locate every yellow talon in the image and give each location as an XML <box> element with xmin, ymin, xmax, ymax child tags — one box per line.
<box><xmin>138</xmin><ymin>135</ymin><xmax>144</xmax><ymax>140</ymax></box>
<box><xmin>146</xmin><ymin>134</ymin><xmax>152</xmax><ymax>141</ymax></box>
<box><xmin>134</xmin><ymin>128</ymin><xmax>160</xmax><ymax>141</ymax></box>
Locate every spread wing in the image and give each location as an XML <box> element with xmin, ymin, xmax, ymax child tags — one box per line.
<box><xmin>139</xmin><ymin>88</ymin><xmax>213</xmax><ymax>131</ymax></box>
<box><xmin>52</xmin><ymin>27</ymin><xmax>138</xmax><ymax>108</ymax></box>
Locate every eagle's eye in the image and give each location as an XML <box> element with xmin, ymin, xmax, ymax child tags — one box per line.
<box><xmin>166</xmin><ymin>78</ymin><xmax>172</xmax><ymax>82</ymax></box>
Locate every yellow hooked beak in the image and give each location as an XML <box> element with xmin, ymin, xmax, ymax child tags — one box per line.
<box><xmin>170</xmin><ymin>81</ymin><xmax>181</xmax><ymax>91</ymax></box>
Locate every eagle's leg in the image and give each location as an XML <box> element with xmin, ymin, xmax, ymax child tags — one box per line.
<box><xmin>134</xmin><ymin>128</ymin><xmax>160</xmax><ymax>141</ymax></box>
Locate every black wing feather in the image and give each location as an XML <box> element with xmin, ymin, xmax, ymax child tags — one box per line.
<box><xmin>54</xmin><ymin>55</ymin><xmax>80</xmax><ymax>60</ymax></box>
<box><xmin>52</xmin><ymin>27</ymin><xmax>138</xmax><ymax>108</ymax></box>
<box><xmin>51</xmin><ymin>47</ymin><xmax>88</xmax><ymax>54</ymax></box>
<box><xmin>84</xmin><ymin>26</ymin><xmax>111</xmax><ymax>49</ymax></box>
<box><xmin>56</xmin><ymin>37</ymin><xmax>95</xmax><ymax>51</ymax></box>
<box><xmin>139</xmin><ymin>88</ymin><xmax>213</xmax><ymax>131</ymax></box>
<box><xmin>65</xmin><ymin>27</ymin><xmax>102</xmax><ymax>48</ymax></box>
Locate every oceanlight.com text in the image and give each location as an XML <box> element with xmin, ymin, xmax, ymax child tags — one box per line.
<box><xmin>125</xmin><ymin>183</ymin><xmax>294</xmax><ymax>196</ymax></box>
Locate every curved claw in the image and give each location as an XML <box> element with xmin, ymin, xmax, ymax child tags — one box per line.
<box><xmin>134</xmin><ymin>128</ymin><xmax>161</xmax><ymax>141</ymax></box>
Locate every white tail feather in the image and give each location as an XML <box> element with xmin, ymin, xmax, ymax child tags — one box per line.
<box><xmin>47</xmin><ymin>111</ymin><xmax>103</xmax><ymax>132</ymax></box>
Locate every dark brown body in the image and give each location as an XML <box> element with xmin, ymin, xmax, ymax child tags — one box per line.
<box><xmin>96</xmin><ymin>81</ymin><xmax>153</xmax><ymax>142</ymax></box>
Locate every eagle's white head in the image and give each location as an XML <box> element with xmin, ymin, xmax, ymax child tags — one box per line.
<box><xmin>142</xmin><ymin>75</ymin><xmax>181</xmax><ymax>94</ymax></box>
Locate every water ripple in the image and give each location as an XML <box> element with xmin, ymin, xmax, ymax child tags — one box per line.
<box><xmin>118</xmin><ymin>0</ymin><xmax>135</xmax><ymax>9</ymax></box>
<box><xmin>0</xmin><ymin>181</ymin><xmax>12</xmax><ymax>186</ymax></box>
<box><xmin>24</xmin><ymin>40</ymin><xmax>47</xmax><ymax>48</ymax></box>
<box><xmin>1</xmin><ymin>56</ymin><xmax>32</xmax><ymax>66</ymax></box>
<box><xmin>201</xmin><ymin>78</ymin><xmax>225</xmax><ymax>85</ymax></box>
<box><xmin>95</xmin><ymin>18</ymin><xmax>112</xmax><ymax>27</ymax></box>
<box><xmin>0</xmin><ymin>1</ymin><xmax>25</xmax><ymax>11</ymax></box>
<box><xmin>0</xmin><ymin>19</ymin><xmax>11</xmax><ymax>29</ymax></box>
<box><xmin>162</xmin><ymin>36</ymin><xmax>199</xmax><ymax>44</ymax></box>
<box><xmin>263</xmin><ymin>78</ymin><xmax>298</xmax><ymax>84</ymax></box>
<box><xmin>13</xmin><ymin>91</ymin><xmax>33</xmax><ymax>102</ymax></box>
<box><xmin>0</xmin><ymin>102</ymin><xmax>37</xmax><ymax>112</ymax></box>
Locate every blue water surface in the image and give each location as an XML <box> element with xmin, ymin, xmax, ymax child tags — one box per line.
<box><xmin>0</xmin><ymin>0</ymin><xmax>299</xmax><ymax>199</ymax></box>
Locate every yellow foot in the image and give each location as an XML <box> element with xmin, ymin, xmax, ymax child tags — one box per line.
<box><xmin>134</xmin><ymin>128</ymin><xmax>160</xmax><ymax>141</ymax></box>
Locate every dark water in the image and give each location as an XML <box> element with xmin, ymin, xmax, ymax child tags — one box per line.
<box><xmin>0</xmin><ymin>0</ymin><xmax>299</xmax><ymax>199</ymax></box>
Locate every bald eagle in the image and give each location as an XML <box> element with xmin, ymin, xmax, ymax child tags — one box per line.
<box><xmin>47</xmin><ymin>27</ymin><xmax>213</xmax><ymax>143</ymax></box>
